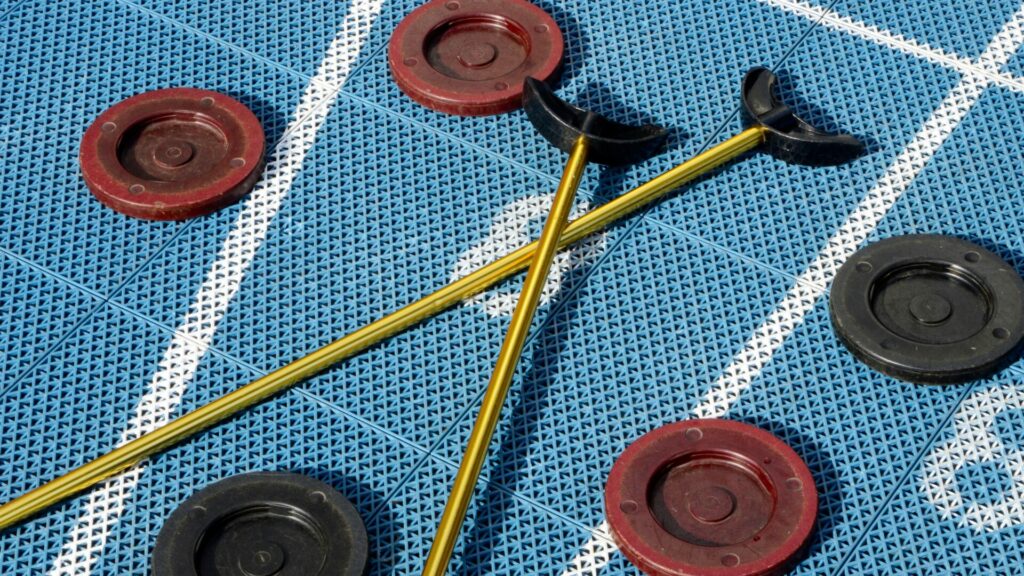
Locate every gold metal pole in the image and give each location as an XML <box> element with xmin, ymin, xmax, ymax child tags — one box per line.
<box><xmin>0</xmin><ymin>126</ymin><xmax>766</xmax><ymax>533</ymax></box>
<box><xmin>423</xmin><ymin>137</ymin><xmax>590</xmax><ymax>575</ymax></box>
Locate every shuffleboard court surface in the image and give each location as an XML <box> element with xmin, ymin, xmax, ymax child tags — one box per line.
<box><xmin>1</xmin><ymin>0</ymin><xmax>1024</xmax><ymax>574</ymax></box>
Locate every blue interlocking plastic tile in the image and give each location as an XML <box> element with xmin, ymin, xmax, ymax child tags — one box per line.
<box><xmin>895</xmin><ymin>86</ymin><xmax>1024</xmax><ymax>273</ymax></box>
<box><xmin>829</xmin><ymin>0</ymin><xmax>1021</xmax><ymax>59</ymax></box>
<box><xmin>4</xmin><ymin>0</ymin><xmax>1024</xmax><ymax>574</ymax></box>
<box><xmin>344</xmin><ymin>0</ymin><xmax>821</xmax><ymax>186</ymax></box>
<box><xmin>0</xmin><ymin>0</ymin><xmax>307</xmax><ymax>298</ymax></box>
<box><xmin>93</xmin><ymin>390</ymin><xmax>430</xmax><ymax>575</ymax></box>
<box><xmin>725</xmin><ymin>297</ymin><xmax>972</xmax><ymax>574</ymax></box>
<box><xmin>0</xmin><ymin>253</ymin><xmax>101</xmax><ymax>390</ymax></box>
<box><xmin>839</xmin><ymin>372</ymin><xmax>1024</xmax><ymax>575</ymax></box>
<box><xmin>436</xmin><ymin>219</ymin><xmax>797</xmax><ymax>523</ymax></box>
<box><xmin>127</xmin><ymin>0</ymin><xmax>413</xmax><ymax>85</ymax></box>
<box><xmin>0</xmin><ymin>302</ymin><xmax>255</xmax><ymax>574</ymax></box>
<box><xmin>647</xmin><ymin>23</ymin><xmax>960</xmax><ymax>280</ymax></box>
<box><xmin>377</xmin><ymin>453</ymin><xmax>605</xmax><ymax>575</ymax></box>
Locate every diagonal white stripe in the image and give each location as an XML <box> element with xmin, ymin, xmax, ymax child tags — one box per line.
<box><xmin>48</xmin><ymin>1</ymin><xmax>386</xmax><ymax>574</ymax></box>
<box><xmin>560</xmin><ymin>2</ymin><xmax>1024</xmax><ymax>572</ymax></box>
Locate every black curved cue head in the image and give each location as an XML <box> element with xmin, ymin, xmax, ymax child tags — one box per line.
<box><xmin>522</xmin><ymin>77</ymin><xmax>669</xmax><ymax>166</ymax></box>
<box><xmin>741</xmin><ymin>67</ymin><xmax>865</xmax><ymax>166</ymax></box>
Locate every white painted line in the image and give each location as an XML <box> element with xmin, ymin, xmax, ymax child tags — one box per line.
<box><xmin>561</xmin><ymin>3</ymin><xmax>1024</xmax><ymax>571</ymax></box>
<box><xmin>923</xmin><ymin>383</ymin><xmax>1024</xmax><ymax>532</ymax></box>
<box><xmin>48</xmin><ymin>1</ymin><xmax>386</xmax><ymax>573</ymax></box>
<box><xmin>756</xmin><ymin>0</ymin><xmax>1024</xmax><ymax>94</ymax></box>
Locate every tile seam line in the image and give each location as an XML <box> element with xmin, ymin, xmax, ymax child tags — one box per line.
<box><xmin>291</xmin><ymin>388</ymin><xmax>441</xmax><ymax>469</ymax></box>
<box><xmin>336</xmin><ymin>89</ymin><xmax>565</xmax><ymax>185</ymax></box>
<box><xmin>0</xmin><ymin>299</ymin><xmax>104</xmax><ymax>398</ymax></box>
<box><xmin>755</xmin><ymin>0</ymin><xmax>1024</xmax><ymax>93</ymax></box>
<box><xmin>110</xmin><ymin>0</ymin><xmax>371</xmax><ymax>90</ymax></box>
<box><xmin>552</xmin><ymin>0</ymin><xmax>1007</xmax><ymax>565</ymax></box>
<box><xmin>289</xmin><ymin>386</ymin><xmax>614</xmax><ymax>534</ymax></box>
<box><xmin>646</xmin><ymin>218</ymin><xmax>819</xmax><ymax>289</ymax></box>
<box><xmin>830</xmin><ymin>2</ymin><xmax>1024</xmax><ymax>567</ymax></box>
<box><xmin>831</xmin><ymin>380</ymin><xmax>981</xmax><ymax>573</ymax></box>
<box><xmin>0</xmin><ymin>0</ymin><xmax>28</xmax><ymax>22</ymax></box>
<box><xmin>0</xmin><ymin>239</ymin><xmax>198</xmax><ymax>398</ymax></box>
<box><xmin>0</xmin><ymin>87</ymin><xmax>340</xmax><ymax>401</ymax></box>
<box><xmin>363</xmin><ymin>449</ymin><xmax>437</xmax><ymax>523</ymax></box>
<box><xmin>0</xmin><ymin>246</ymin><xmax>110</xmax><ymax>302</ymax></box>
<box><xmin>421</xmin><ymin>449</ymin><xmax>625</xmax><ymax>540</ymax></box>
<box><xmin>770</xmin><ymin>0</ymin><xmax>845</xmax><ymax>65</ymax></box>
<box><xmin>111</xmin><ymin>0</ymin><xmax>324</xmax><ymax>87</ymax></box>
<box><xmin>98</xmin><ymin>298</ymin><xmax>266</xmax><ymax>373</ymax></box>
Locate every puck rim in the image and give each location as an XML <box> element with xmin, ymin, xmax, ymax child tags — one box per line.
<box><xmin>152</xmin><ymin>471</ymin><xmax>368</xmax><ymax>576</ymax></box>
<box><xmin>830</xmin><ymin>234</ymin><xmax>1024</xmax><ymax>384</ymax></box>
<box><xmin>80</xmin><ymin>87</ymin><xmax>265</xmax><ymax>221</ymax></box>
<box><xmin>387</xmin><ymin>0</ymin><xmax>565</xmax><ymax>116</ymax></box>
<box><xmin>605</xmin><ymin>419</ymin><xmax>818</xmax><ymax>576</ymax></box>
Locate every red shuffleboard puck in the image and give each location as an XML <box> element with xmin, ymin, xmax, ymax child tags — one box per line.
<box><xmin>388</xmin><ymin>0</ymin><xmax>565</xmax><ymax>116</ymax></box>
<box><xmin>80</xmin><ymin>88</ymin><xmax>265</xmax><ymax>221</ymax></box>
<box><xmin>606</xmin><ymin>419</ymin><xmax>818</xmax><ymax>576</ymax></box>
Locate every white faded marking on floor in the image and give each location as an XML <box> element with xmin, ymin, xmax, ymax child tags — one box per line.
<box><xmin>452</xmin><ymin>194</ymin><xmax>607</xmax><ymax>318</ymax></box>
<box><xmin>560</xmin><ymin>4</ymin><xmax>1024</xmax><ymax>572</ymax></box>
<box><xmin>48</xmin><ymin>2</ymin><xmax>386</xmax><ymax>573</ymax></box>
<box><xmin>560</xmin><ymin>522</ymin><xmax>620</xmax><ymax>576</ymax></box>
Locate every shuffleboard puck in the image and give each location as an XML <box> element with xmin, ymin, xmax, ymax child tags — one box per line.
<box><xmin>605</xmin><ymin>419</ymin><xmax>818</xmax><ymax>576</ymax></box>
<box><xmin>80</xmin><ymin>88</ymin><xmax>265</xmax><ymax>221</ymax></box>
<box><xmin>152</xmin><ymin>472</ymin><xmax>368</xmax><ymax>576</ymax></box>
<box><xmin>830</xmin><ymin>234</ymin><xmax>1024</xmax><ymax>384</ymax></box>
<box><xmin>388</xmin><ymin>0</ymin><xmax>564</xmax><ymax>116</ymax></box>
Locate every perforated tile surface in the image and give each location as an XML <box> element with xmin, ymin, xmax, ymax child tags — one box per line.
<box><xmin>828</xmin><ymin>0</ymin><xmax>1021</xmax><ymax>58</ymax></box>
<box><xmin>0</xmin><ymin>253</ymin><xmax>101</xmax><ymax>390</ymax></box>
<box><xmin>0</xmin><ymin>0</ymin><xmax>306</xmax><ymax>297</ymax></box>
<box><xmin>3</xmin><ymin>0</ymin><xmax>1024</xmax><ymax>574</ymax></box>
<box><xmin>1008</xmin><ymin>45</ymin><xmax>1024</xmax><ymax>76</ymax></box>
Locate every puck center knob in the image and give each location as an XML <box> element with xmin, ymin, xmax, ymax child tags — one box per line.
<box><xmin>457</xmin><ymin>43</ymin><xmax>498</xmax><ymax>68</ymax></box>
<box><xmin>239</xmin><ymin>541</ymin><xmax>285</xmax><ymax>576</ymax></box>
<box><xmin>909</xmin><ymin>293</ymin><xmax>952</xmax><ymax>325</ymax></box>
<box><xmin>153</xmin><ymin>139</ymin><xmax>195</xmax><ymax>168</ymax></box>
<box><xmin>687</xmin><ymin>486</ymin><xmax>736</xmax><ymax>523</ymax></box>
